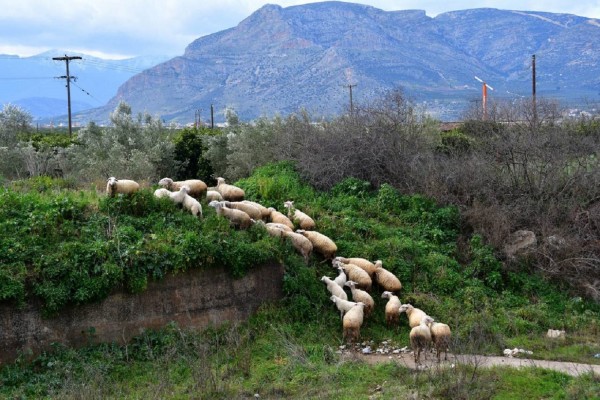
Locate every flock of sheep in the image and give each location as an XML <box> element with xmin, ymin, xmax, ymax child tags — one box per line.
<box><xmin>105</xmin><ymin>175</ymin><xmax>452</xmax><ymax>364</ymax></box>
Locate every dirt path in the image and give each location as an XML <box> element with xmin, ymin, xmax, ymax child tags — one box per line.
<box><xmin>343</xmin><ymin>352</ymin><xmax>600</xmax><ymax>377</ymax></box>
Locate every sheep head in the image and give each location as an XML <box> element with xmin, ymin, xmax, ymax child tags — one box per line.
<box><xmin>158</xmin><ymin>177</ymin><xmax>173</xmax><ymax>189</ymax></box>
<box><xmin>381</xmin><ymin>291</ymin><xmax>393</xmax><ymax>299</ymax></box>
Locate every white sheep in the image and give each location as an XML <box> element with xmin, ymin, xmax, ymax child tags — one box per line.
<box><xmin>333</xmin><ymin>264</ymin><xmax>347</xmax><ymax>287</ymax></box>
<box><xmin>216</xmin><ymin>177</ymin><xmax>245</xmax><ymax>201</ymax></box>
<box><xmin>266</xmin><ymin>222</ymin><xmax>293</xmax><ymax>232</ymax></box>
<box><xmin>343</xmin><ymin>302</ymin><xmax>366</xmax><ymax>343</ymax></box>
<box><xmin>427</xmin><ymin>319</ymin><xmax>452</xmax><ymax>362</ymax></box>
<box><xmin>158</xmin><ymin>177</ymin><xmax>207</xmax><ymax>198</ymax></box>
<box><xmin>321</xmin><ymin>276</ymin><xmax>347</xmax><ymax>301</ymax></box>
<box><xmin>268</xmin><ymin>207</ymin><xmax>295</xmax><ymax>230</ymax></box>
<box><xmin>206</xmin><ymin>190</ymin><xmax>223</xmax><ymax>202</ymax></box>
<box><xmin>410</xmin><ymin>315</ymin><xmax>434</xmax><ymax>364</ymax></box>
<box><xmin>345</xmin><ymin>281</ymin><xmax>375</xmax><ymax>317</ymax></box>
<box><xmin>330</xmin><ymin>294</ymin><xmax>357</xmax><ymax>320</ymax></box>
<box><xmin>208</xmin><ymin>200</ymin><xmax>251</xmax><ymax>229</ymax></box>
<box><xmin>283</xmin><ymin>200</ymin><xmax>316</xmax><ymax>230</ymax></box>
<box><xmin>182</xmin><ymin>192</ymin><xmax>203</xmax><ymax>218</ymax></box>
<box><xmin>297</xmin><ymin>229</ymin><xmax>337</xmax><ymax>260</ymax></box>
<box><xmin>223</xmin><ymin>201</ymin><xmax>262</xmax><ymax>220</ymax></box>
<box><xmin>282</xmin><ymin>230</ymin><xmax>313</xmax><ymax>263</ymax></box>
<box><xmin>169</xmin><ymin>185</ymin><xmax>190</xmax><ymax>205</ymax></box>
<box><xmin>335</xmin><ymin>256</ymin><xmax>378</xmax><ymax>277</ymax></box>
<box><xmin>154</xmin><ymin>188</ymin><xmax>172</xmax><ymax>199</ymax></box>
<box><xmin>334</xmin><ymin>259</ymin><xmax>371</xmax><ymax>291</ymax></box>
<box><xmin>373</xmin><ymin>260</ymin><xmax>402</xmax><ymax>292</ymax></box>
<box><xmin>253</xmin><ymin>220</ymin><xmax>286</xmax><ymax>238</ymax></box>
<box><xmin>242</xmin><ymin>200</ymin><xmax>271</xmax><ymax>220</ymax></box>
<box><xmin>106</xmin><ymin>177</ymin><xmax>140</xmax><ymax>197</ymax></box>
<box><xmin>399</xmin><ymin>303</ymin><xmax>428</xmax><ymax>328</ymax></box>
<box><xmin>381</xmin><ymin>291</ymin><xmax>402</xmax><ymax>326</ymax></box>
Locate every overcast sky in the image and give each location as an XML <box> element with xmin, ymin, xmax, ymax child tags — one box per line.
<box><xmin>2</xmin><ymin>0</ymin><xmax>600</xmax><ymax>59</ymax></box>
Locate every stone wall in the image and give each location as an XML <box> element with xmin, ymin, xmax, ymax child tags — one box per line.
<box><xmin>0</xmin><ymin>263</ymin><xmax>285</xmax><ymax>364</ymax></box>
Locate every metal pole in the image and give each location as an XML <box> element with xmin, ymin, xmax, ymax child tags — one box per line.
<box><xmin>532</xmin><ymin>54</ymin><xmax>537</xmax><ymax>123</ymax></box>
<box><xmin>211</xmin><ymin>104</ymin><xmax>214</xmax><ymax>129</ymax></box>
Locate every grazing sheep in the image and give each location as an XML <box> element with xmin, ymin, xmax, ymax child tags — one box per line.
<box><xmin>410</xmin><ymin>316</ymin><xmax>434</xmax><ymax>364</ymax></box>
<box><xmin>169</xmin><ymin>185</ymin><xmax>190</xmax><ymax>204</ymax></box>
<box><xmin>223</xmin><ymin>201</ymin><xmax>262</xmax><ymax>220</ymax></box>
<box><xmin>282</xmin><ymin>230</ymin><xmax>313</xmax><ymax>263</ymax></box>
<box><xmin>242</xmin><ymin>200</ymin><xmax>271</xmax><ymax>220</ymax></box>
<box><xmin>334</xmin><ymin>259</ymin><xmax>371</xmax><ymax>291</ymax></box>
<box><xmin>206</xmin><ymin>190</ymin><xmax>223</xmax><ymax>202</ymax></box>
<box><xmin>106</xmin><ymin>177</ymin><xmax>140</xmax><ymax>197</ymax></box>
<box><xmin>216</xmin><ymin>177</ymin><xmax>245</xmax><ymax>201</ymax></box>
<box><xmin>268</xmin><ymin>207</ymin><xmax>295</xmax><ymax>230</ymax></box>
<box><xmin>335</xmin><ymin>257</ymin><xmax>378</xmax><ymax>277</ymax></box>
<box><xmin>321</xmin><ymin>276</ymin><xmax>347</xmax><ymax>301</ymax></box>
<box><xmin>182</xmin><ymin>193</ymin><xmax>203</xmax><ymax>218</ymax></box>
<box><xmin>208</xmin><ymin>200</ymin><xmax>251</xmax><ymax>229</ymax></box>
<box><xmin>427</xmin><ymin>319</ymin><xmax>452</xmax><ymax>362</ymax></box>
<box><xmin>266</xmin><ymin>222</ymin><xmax>293</xmax><ymax>232</ymax></box>
<box><xmin>399</xmin><ymin>303</ymin><xmax>428</xmax><ymax>328</ymax></box>
<box><xmin>333</xmin><ymin>264</ymin><xmax>347</xmax><ymax>287</ymax></box>
<box><xmin>283</xmin><ymin>200</ymin><xmax>316</xmax><ymax>230</ymax></box>
<box><xmin>345</xmin><ymin>281</ymin><xmax>375</xmax><ymax>317</ymax></box>
<box><xmin>158</xmin><ymin>178</ymin><xmax>207</xmax><ymax>198</ymax></box>
<box><xmin>297</xmin><ymin>229</ymin><xmax>337</xmax><ymax>260</ymax></box>
<box><xmin>343</xmin><ymin>302</ymin><xmax>366</xmax><ymax>343</ymax></box>
<box><xmin>253</xmin><ymin>220</ymin><xmax>286</xmax><ymax>238</ymax></box>
<box><xmin>373</xmin><ymin>260</ymin><xmax>402</xmax><ymax>292</ymax></box>
<box><xmin>381</xmin><ymin>291</ymin><xmax>402</xmax><ymax>326</ymax></box>
<box><xmin>154</xmin><ymin>188</ymin><xmax>172</xmax><ymax>199</ymax></box>
<box><xmin>330</xmin><ymin>294</ymin><xmax>357</xmax><ymax>320</ymax></box>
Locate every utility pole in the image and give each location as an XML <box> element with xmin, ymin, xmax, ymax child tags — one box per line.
<box><xmin>53</xmin><ymin>54</ymin><xmax>81</xmax><ymax>136</ymax></box>
<box><xmin>210</xmin><ymin>104</ymin><xmax>214</xmax><ymax>129</ymax></box>
<box><xmin>532</xmin><ymin>54</ymin><xmax>537</xmax><ymax>124</ymax></box>
<box><xmin>344</xmin><ymin>84</ymin><xmax>356</xmax><ymax>116</ymax></box>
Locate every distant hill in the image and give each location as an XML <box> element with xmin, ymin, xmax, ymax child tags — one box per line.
<box><xmin>0</xmin><ymin>50</ymin><xmax>169</xmax><ymax>121</ymax></box>
<box><xmin>58</xmin><ymin>3</ymin><xmax>600</xmax><ymax>122</ymax></box>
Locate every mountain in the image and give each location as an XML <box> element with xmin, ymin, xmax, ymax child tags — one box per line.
<box><xmin>80</xmin><ymin>2</ymin><xmax>600</xmax><ymax>122</ymax></box>
<box><xmin>0</xmin><ymin>50</ymin><xmax>170</xmax><ymax>120</ymax></box>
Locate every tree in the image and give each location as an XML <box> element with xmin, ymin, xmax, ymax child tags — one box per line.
<box><xmin>0</xmin><ymin>103</ymin><xmax>32</xmax><ymax>147</ymax></box>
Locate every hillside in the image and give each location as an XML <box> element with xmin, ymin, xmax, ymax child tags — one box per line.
<box><xmin>79</xmin><ymin>2</ymin><xmax>600</xmax><ymax>124</ymax></box>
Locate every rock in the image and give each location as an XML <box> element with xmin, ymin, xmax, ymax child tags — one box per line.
<box><xmin>546</xmin><ymin>329</ymin><xmax>566</xmax><ymax>339</ymax></box>
<box><xmin>362</xmin><ymin>346</ymin><xmax>372</xmax><ymax>354</ymax></box>
<box><xmin>504</xmin><ymin>230</ymin><xmax>537</xmax><ymax>260</ymax></box>
<box><xmin>545</xmin><ymin>235</ymin><xmax>566</xmax><ymax>250</ymax></box>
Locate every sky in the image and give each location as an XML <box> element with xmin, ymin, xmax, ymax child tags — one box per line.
<box><xmin>2</xmin><ymin>0</ymin><xmax>600</xmax><ymax>59</ymax></box>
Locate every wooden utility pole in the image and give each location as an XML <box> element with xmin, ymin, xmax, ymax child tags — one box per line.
<box><xmin>532</xmin><ymin>54</ymin><xmax>537</xmax><ymax>124</ymax></box>
<box><xmin>210</xmin><ymin>104</ymin><xmax>214</xmax><ymax>129</ymax></box>
<box><xmin>344</xmin><ymin>84</ymin><xmax>356</xmax><ymax>116</ymax></box>
<box><xmin>53</xmin><ymin>54</ymin><xmax>82</xmax><ymax>136</ymax></box>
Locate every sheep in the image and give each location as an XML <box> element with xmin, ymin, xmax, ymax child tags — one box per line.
<box><xmin>333</xmin><ymin>264</ymin><xmax>347</xmax><ymax>287</ymax></box>
<box><xmin>381</xmin><ymin>291</ymin><xmax>402</xmax><ymax>326</ymax></box>
<box><xmin>427</xmin><ymin>319</ymin><xmax>452</xmax><ymax>362</ymax></box>
<box><xmin>268</xmin><ymin>207</ymin><xmax>295</xmax><ymax>230</ymax></box>
<box><xmin>282</xmin><ymin>230</ymin><xmax>313</xmax><ymax>263</ymax></box>
<box><xmin>345</xmin><ymin>281</ymin><xmax>375</xmax><ymax>317</ymax></box>
<box><xmin>106</xmin><ymin>177</ymin><xmax>140</xmax><ymax>197</ymax></box>
<box><xmin>223</xmin><ymin>201</ymin><xmax>262</xmax><ymax>220</ymax></box>
<box><xmin>410</xmin><ymin>315</ymin><xmax>434</xmax><ymax>364</ymax></box>
<box><xmin>158</xmin><ymin>177</ymin><xmax>207</xmax><ymax>198</ymax></box>
<box><xmin>399</xmin><ymin>303</ymin><xmax>428</xmax><ymax>328</ymax></box>
<box><xmin>297</xmin><ymin>229</ymin><xmax>337</xmax><ymax>260</ymax></box>
<box><xmin>283</xmin><ymin>200</ymin><xmax>316</xmax><ymax>230</ymax></box>
<box><xmin>266</xmin><ymin>222</ymin><xmax>293</xmax><ymax>232</ymax></box>
<box><xmin>208</xmin><ymin>200</ymin><xmax>251</xmax><ymax>229</ymax></box>
<box><xmin>253</xmin><ymin>220</ymin><xmax>286</xmax><ymax>238</ymax></box>
<box><xmin>182</xmin><ymin>193</ymin><xmax>203</xmax><ymax>218</ymax></box>
<box><xmin>321</xmin><ymin>276</ymin><xmax>347</xmax><ymax>301</ymax></box>
<box><xmin>216</xmin><ymin>177</ymin><xmax>245</xmax><ymax>201</ymax></box>
<box><xmin>330</xmin><ymin>294</ymin><xmax>357</xmax><ymax>320</ymax></box>
<box><xmin>335</xmin><ymin>256</ymin><xmax>378</xmax><ymax>277</ymax></box>
<box><xmin>154</xmin><ymin>188</ymin><xmax>172</xmax><ymax>199</ymax></box>
<box><xmin>334</xmin><ymin>259</ymin><xmax>371</xmax><ymax>291</ymax></box>
<box><xmin>242</xmin><ymin>200</ymin><xmax>271</xmax><ymax>220</ymax></box>
<box><xmin>343</xmin><ymin>302</ymin><xmax>366</xmax><ymax>343</ymax></box>
<box><xmin>169</xmin><ymin>185</ymin><xmax>190</xmax><ymax>205</ymax></box>
<box><xmin>373</xmin><ymin>260</ymin><xmax>402</xmax><ymax>292</ymax></box>
<box><xmin>206</xmin><ymin>190</ymin><xmax>223</xmax><ymax>202</ymax></box>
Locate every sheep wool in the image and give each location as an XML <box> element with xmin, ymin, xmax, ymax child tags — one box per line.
<box><xmin>345</xmin><ymin>281</ymin><xmax>375</xmax><ymax>317</ymax></box>
<box><xmin>330</xmin><ymin>295</ymin><xmax>357</xmax><ymax>320</ymax></box>
<box><xmin>208</xmin><ymin>200</ymin><xmax>252</xmax><ymax>229</ymax></box>
<box><xmin>253</xmin><ymin>220</ymin><xmax>286</xmax><ymax>239</ymax></box>
<box><xmin>154</xmin><ymin>188</ymin><xmax>172</xmax><ymax>199</ymax></box>
<box><xmin>283</xmin><ymin>200</ymin><xmax>316</xmax><ymax>230</ymax></box>
<box><xmin>169</xmin><ymin>186</ymin><xmax>190</xmax><ymax>205</ymax></box>
<box><xmin>268</xmin><ymin>207</ymin><xmax>295</xmax><ymax>230</ymax></box>
<box><xmin>297</xmin><ymin>229</ymin><xmax>337</xmax><ymax>260</ymax></box>
<box><xmin>381</xmin><ymin>291</ymin><xmax>402</xmax><ymax>326</ymax></box>
<box><xmin>106</xmin><ymin>177</ymin><xmax>140</xmax><ymax>197</ymax></box>
<box><xmin>321</xmin><ymin>276</ymin><xmax>347</xmax><ymax>301</ymax></box>
<box><xmin>399</xmin><ymin>303</ymin><xmax>428</xmax><ymax>328</ymax></box>
<box><xmin>410</xmin><ymin>316</ymin><xmax>434</xmax><ymax>364</ymax></box>
<box><xmin>182</xmin><ymin>193</ymin><xmax>203</xmax><ymax>218</ymax></box>
<box><xmin>266</xmin><ymin>222</ymin><xmax>293</xmax><ymax>233</ymax></box>
<box><xmin>216</xmin><ymin>177</ymin><xmax>245</xmax><ymax>201</ymax></box>
<box><xmin>223</xmin><ymin>201</ymin><xmax>262</xmax><ymax>220</ymax></box>
<box><xmin>335</xmin><ymin>257</ymin><xmax>378</xmax><ymax>277</ymax></box>
<box><xmin>428</xmin><ymin>320</ymin><xmax>452</xmax><ymax>362</ymax></box>
<box><xmin>334</xmin><ymin>259</ymin><xmax>371</xmax><ymax>291</ymax></box>
<box><xmin>283</xmin><ymin>230</ymin><xmax>313</xmax><ymax>263</ymax></box>
<box><xmin>206</xmin><ymin>190</ymin><xmax>224</xmax><ymax>202</ymax></box>
<box><xmin>242</xmin><ymin>200</ymin><xmax>271</xmax><ymax>220</ymax></box>
<box><xmin>158</xmin><ymin>178</ymin><xmax>207</xmax><ymax>198</ymax></box>
<box><xmin>333</xmin><ymin>265</ymin><xmax>347</xmax><ymax>288</ymax></box>
<box><xmin>373</xmin><ymin>261</ymin><xmax>402</xmax><ymax>292</ymax></box>
<box><xmin>343</xmin><ymin>302</ymin><xmax>366</xmax><ymax>343</ymax></box>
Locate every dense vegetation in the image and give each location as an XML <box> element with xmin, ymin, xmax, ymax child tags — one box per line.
<box><xmin>1</xmin><ymin>94</ymin><xmax>600</xmax><ymax>398</ymax></box>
